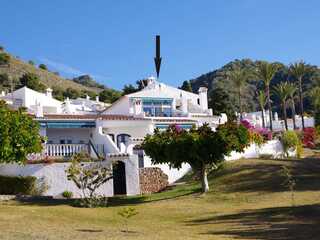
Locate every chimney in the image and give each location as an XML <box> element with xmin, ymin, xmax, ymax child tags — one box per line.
<box><xmin>86</xmin><ymin>95</ymin><xmax>90</xmax><ymax>100</ymax></box>
<box><xmin>96</xmin><ymin>95</ymin><xmax>99</xmax><ymax>102</ymax></box>
<box><xmin>46</xmin><ymin>88</ymin><xmax>52</xmax><ymax>98</ymax></box>
<box><xmin>198</xmin><ymin>87</ymin><xmax>208</xmax><ymax>111</ymax></box>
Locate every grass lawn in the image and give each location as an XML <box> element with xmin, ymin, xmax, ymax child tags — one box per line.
<box><xmin>1</xmin><ymin>156</ymin><xmax>320</xmax><ymax>240</ymax></box>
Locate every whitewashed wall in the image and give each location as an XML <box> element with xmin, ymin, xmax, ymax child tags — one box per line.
<box><xmin>225</xmin><ymin>140</ymin><xmax>294</xmax><ymax>161</ymax></box>
<box><xmin>0</xmin><ymin>155</ymin><xmax>140</xmax><ymax>197</ymax></box>
<box><xmin>46</xmin><ymin>128</ymin><xmax>92</xmax><ymax>144</ymax></box>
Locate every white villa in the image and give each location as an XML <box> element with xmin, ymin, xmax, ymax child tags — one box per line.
<box><xmin>0</xmin><ymin>77</ymin><xmax>227</xmax><ymax>197</ymax></box>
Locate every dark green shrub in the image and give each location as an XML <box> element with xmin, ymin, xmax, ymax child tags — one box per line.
<box><xmin>20</xmin><ymin>72</ymin><xmax>46</xmax><ymax>92</ymax></box>
<box><xmin>0</xmin><ymin>53</ymin><xmax>10</xmax><ymax>65</ymax></box>
<box><xmin>0</xmin><ymin>175</ymin><xmax>38</xmax><ymax>195</ymax></box>
<box><xmin>38</xmin><ymin>64</ymin><xmax>47</xmax><ymax>70</ymax></box>
<box><xmin>62</xmin><ymin>190</ymin><xmax>73</xmax><ymax>199</ymax></box>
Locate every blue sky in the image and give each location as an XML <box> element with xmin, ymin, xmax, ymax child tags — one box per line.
<box><xmin>1</xmin><ymin>0</ymin><xmax>319</xmax><ymax>90</ymax></box>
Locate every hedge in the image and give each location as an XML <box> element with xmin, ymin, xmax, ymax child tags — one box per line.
<box><xmin>0</xmin><ymin>175</ymin><xmax>38</xmax><ymax>195</ymax></box>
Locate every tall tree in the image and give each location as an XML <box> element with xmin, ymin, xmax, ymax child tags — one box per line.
<box><xmin>122</xmin><ymin>84</ymin><xmax>138</xmax><ymax>95</ymax></box>
<box><xmin>289</xmin><ymin>61</ymin><xmax>310</xmax><ymax>130</ymax></box>
<box><xmin>180</xmin><ymin>80</ymin><xmax>193</xmax><ymax>92</ymax></box>
<box><xmin>254</xmin><ymin>61</ymin><xmax>280</xmax><ymax>131</ymax></box>
<box><xmin>228</xmin><ymin>67</ymin><xmax>251</xmax><ymax>119</ymax></box>
<box><xmin>208</xmin><ymin>87</ymin><xmax>236</xmax><ymax>120</ymax></box>
<box><xmin>142</xmin><ymin>123</ymin><xmax>249</xmax><ymax>193</ymax></box>
<box><xmin>286</xmin><ymin>82</ymin><xmax>298</xmax><ymax>129</ymax></box>
<box><xmin>257</xmin><ymin>90</ymin><xmax>266</xmax><ymax>128</ymax></box>
<box><xmin>310</xmin><ymin>87</ymin><xmax>320</xmax><ymax>126</ymax></box>
<box><xmin>273</xmin><ymin>82</ymin><xmax>291</xmax><ymax>130</ymax></box>
<box><xmin>0</xmin><ymin>101</ymin><xmax>42</xmax><ymax>164</ymax></box>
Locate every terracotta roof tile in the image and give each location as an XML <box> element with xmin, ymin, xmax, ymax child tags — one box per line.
<box><xmin>38</xmin><ymin>114</ymin><xmax>149</xmax><ymax>121</ymax></box>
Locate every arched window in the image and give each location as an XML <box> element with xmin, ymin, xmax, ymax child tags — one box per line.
<box><xmin>117</xmin><ymin>134</ymin><xmax>131</xmax><ymax>149</ymax></box>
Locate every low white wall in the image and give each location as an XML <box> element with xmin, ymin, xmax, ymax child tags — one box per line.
<box><xmin>225</xmin><ymin>139</ymin><xmax>293</xmax><ymax>161</ymax></box>
<box><xmin>0</xmin><ymin>155</ymin><xmax>140</xmax><ymax>197</ymax></box>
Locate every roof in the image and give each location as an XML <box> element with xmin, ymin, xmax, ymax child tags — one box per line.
<box><xmin>126</xmin><ymin>81</ymin><xmax>199</xmax><ymax>99</ymax></box>
<box><xmin>36</xmin><ymin>114</ymin><xmax>149</xmax><ymax>121</ymax></box>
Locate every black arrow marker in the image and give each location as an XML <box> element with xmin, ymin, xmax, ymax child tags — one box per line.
<box><xmin>154</xmin><ymin>35</ymin><xmax>162</xmax><ymax>78</ymax></box>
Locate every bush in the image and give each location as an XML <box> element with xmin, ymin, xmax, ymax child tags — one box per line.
<box><xmin>0</xmin><ymin>53</ymin><xmax>10</xmax><ymax>65</ymax></box>
<box><xmin>0</xmin><ymin>46</ymin><xmax>4</xmax><ymax>51</ymax></box>
<box><xmin>39</xmin><ymin>64</ymin><xmax>47</xmax><ymax>70</ymax></box>
<box><xmin>302</xmin><ymin>127</ymin><xmax>316</xmax><ymax>148</ymax></box>
<box><xmin>281</xmin><ymin>130</ymin><xmax>300</xmax><ymax>158</ymax></box>
<box><xmin>20</xmin><ymin>73</ymin><xmax>46</xmax><ymax>92</ymax></box>
<box><xmin>62</xmin><ymin>190</ymin><xmax>73</xmax><ymax>199</ymax></box>
<box><xmin>73</xmin><ymin>196</ymin><xmax>109</xmax><ymax>208</ymax></box>
<box><xmin>0</xmin><ymin>175</ymin><xmax>38</xmax><ymax>195</ymax></box>
<box><xmin>249</xmin><ymin>131</ymin><xmax>264</xmax><ymax>146</ymax></box>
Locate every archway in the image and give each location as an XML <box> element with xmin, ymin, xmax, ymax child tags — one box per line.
<box><xmin>113</xmin><ymin>161</ymin><xmax>127</xmax><ymax>195</ymax></box>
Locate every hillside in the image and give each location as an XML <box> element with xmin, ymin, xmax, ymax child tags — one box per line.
<box><xmin>0</xmin><ymin>51</ymin><xmax>104</xmax><ymax>94</ymax></box>
<box><xmin>188</xmin><ymin>59</ymin><xmax>319</xmax><ymax>116</ymax></box>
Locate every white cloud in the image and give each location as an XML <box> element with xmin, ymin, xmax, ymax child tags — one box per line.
<box><xmin>37</xmin><ymin>57</ymin><xmax>110</xmax><ymax>81</ymax></box>
<box><xmin>38</xmin><ymin>57</ymin><xmax>85</xmax><ymax>76</ymax></box>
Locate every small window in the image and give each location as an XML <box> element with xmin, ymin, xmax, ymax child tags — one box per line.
<box><xmin>67</xmin><ymin>139</ymin><xmax>72</xmax><ymax>144</ymax></box>
<box><xmin>138</xmin><ymin>151</ymin><xmax>144</xmax><ymax>168</ymax></box>
<box><xmin>197</xmin><ymin>98</ymin><xmax>200</xmax><ymax>105</ymax></box>
<box><xmin>60</xmin><ymin>139</ymin><xmax>65</xmax><ymax>144</ymax></box>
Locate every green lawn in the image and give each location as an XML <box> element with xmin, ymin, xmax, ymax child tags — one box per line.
<box><xmin>1</xmin><ymin>156</ymin><xmax>320</xmax><ymax>240</ymax></box>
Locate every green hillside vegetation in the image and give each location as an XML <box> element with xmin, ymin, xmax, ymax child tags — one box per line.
<box><xmin>0</xmin><ymin>49</ymin><xmax>121</xmax><ymax>103</ymax></box>
<box><xmin>188</xmin><ymin>59</ymin><xmax>320</xmax><ymax>118</ymax></box>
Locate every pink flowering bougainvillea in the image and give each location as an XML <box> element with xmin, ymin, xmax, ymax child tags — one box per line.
<box><xmin>240</xmin><ymin>119</ymin><xmax>272</xmax><ymax>141</ymax></box>
<box><xmin>302</xmin><ymin>127</ymin><xmax>316</xmax><ymax>148</ymax></box>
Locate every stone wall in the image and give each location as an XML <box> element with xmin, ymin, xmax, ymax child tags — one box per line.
<box><xmin>139</xmin><ymin>167</ymin><xmax>168</xmax><ymax>194</ymax></box>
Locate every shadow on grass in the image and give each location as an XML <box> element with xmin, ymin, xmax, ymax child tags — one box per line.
<box><xmin>15</xmin><ymin>183</ymin><xmax>201</xmax><ymax>207</ymax></box>
<box><xmin>108</xmin><ymin>185</ymin><xmax>201</xmax><ymax>207</ymax></box>
<box><xmin>186</xmin><ymin>204</ymin><xmax>320</xmax><ymax>240</ymax></box>
<box><xmin>210</xmin><ymin>158</ymin><xmax>320</xmax><ymax>193</ymax></box>
<box><xmin>76</xmin><ymin>229</ymin><xmax>103</xmax><ymax>233</ymax></box>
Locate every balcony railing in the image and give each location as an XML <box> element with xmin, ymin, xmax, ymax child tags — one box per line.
<box><xmin>45</xmin><ymin>144</ymin><xmax>89</xmax><ymax>157</ymax></box>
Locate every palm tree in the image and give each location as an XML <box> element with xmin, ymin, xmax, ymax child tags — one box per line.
<box><xmin>289</xmin><ymin>61</ymin><xmax>310</xmax><ymax>130</ymax></box>
<box><xmin>286</xmin><ymin>83</ymin><xmax>297</xmax><ymax>129</ymax></box>
<box><xmin>273</xmin><ymin>82</ymin><xmax>291</xmax><ymax>130</ymax></box>
<box><xmin>228</xmin><ymin>67</ymin><xmax>251</xmax><ymax>120</ymax></box>
<box><xmin>310</xmin><ymin>87</ymin><xmax>320</xmax><ymax>126</ymax></box>
<box><xmin>255</xmin><ymin>61</ymin><xmax>280</xmax><ymax>131</ymax></box>
<box><xmin>257</xmin><ymin>90</ymin><xmax>266</xmax><ymax>128</ymax></box>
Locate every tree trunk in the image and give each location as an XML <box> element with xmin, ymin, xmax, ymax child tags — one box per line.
<box><xmin>298</xmin><ymin>78</ymin><xmax>305</xmax><ymax>130</ymax></box>
<box><xmin>261</xmin><ymin>108</ymin><xmax>265</xmax><ymax>128</ymax></box>
<box><xmin>201</xmin><ymin>165</ymin><xmax>209</xmax><ymax>193</ymax></box>
<box><xmin>266</xmin><ymin>86</ymin><xmax>273</xmax><ymax>131</ymax></box>
<box><xmin>239</xmin><ymin>88</ymin><xmax>243</xmax><ymax>120</ymax></box>
<box><xmin>291</xmin><ymin>97</ymin><xmax>297</xmax><ymax>129</ymax></box>
<box><xmin>283</xmin><ymin>101</ymin><xmax>288</xmax><ymax>131</ymax></box>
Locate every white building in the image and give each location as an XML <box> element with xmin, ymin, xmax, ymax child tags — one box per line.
<box><xmin>0</xmin><ymin>77</ymin><xmax>227</xmax><ymax>197</ymax></box>
<box><xmin>242</xmin><ymin>110</ymin><xmax>314</xmax><ymax>130</ymax></box>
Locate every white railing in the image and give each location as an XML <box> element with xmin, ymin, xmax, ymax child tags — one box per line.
<box><xmin>45</xmin><ymin>144</ymin><xmax>89</xmax><ymax>157</ymax></box>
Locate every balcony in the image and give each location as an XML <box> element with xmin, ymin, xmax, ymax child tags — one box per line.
<box><xmin>45</xmin><ymin>144</ymin><xmax>89</xmax><ymax>157</ymax></box>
